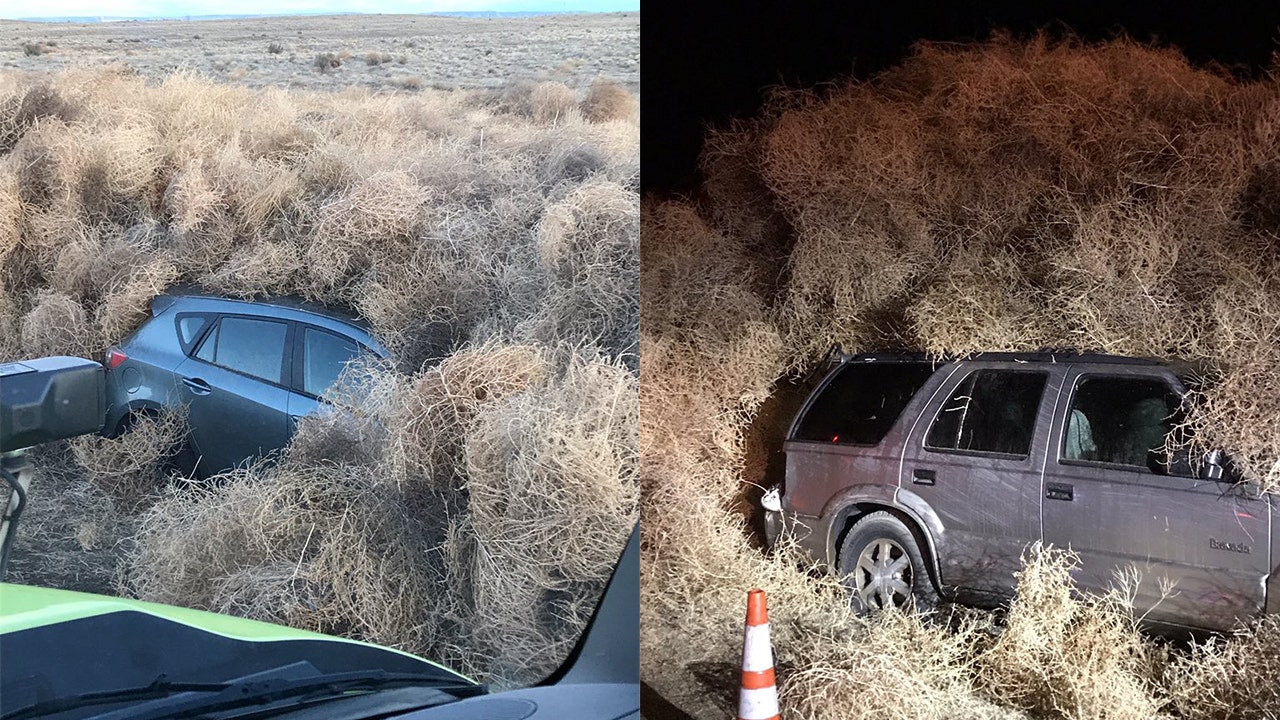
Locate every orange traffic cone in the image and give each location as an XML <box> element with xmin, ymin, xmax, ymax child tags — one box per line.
<box><xmin>739</xmin><ymin>588</ymin><xmax>780</xmax><ymax>720</ymax></box>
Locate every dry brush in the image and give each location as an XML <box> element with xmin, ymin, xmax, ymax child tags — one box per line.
<box><xmin>0</xmin><ymin>67</ymin><xmax>638</xmax><ymax>688</ymax></box>
<box><xmin>642</xmin><ymin>34</ymin><xmax>1280</xmax><ymax>719</ymax></box>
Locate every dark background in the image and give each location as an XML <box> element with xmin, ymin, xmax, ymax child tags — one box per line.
<box><xmin>641</xmin><ymin>2</ymin><xmax>1280</xmax><ymax>195</ymax></box>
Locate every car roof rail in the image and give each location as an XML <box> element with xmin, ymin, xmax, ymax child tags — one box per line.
<box><xmin>154</xmin><ymin>284</ymin><xmax>371</xmax><ymax>330</ymax></box>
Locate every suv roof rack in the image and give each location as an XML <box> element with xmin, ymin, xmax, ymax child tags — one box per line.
<box><xmin>826</xmin><ymin>348</ymin><xmax>1209</xmax><ymax>379</ymax></box>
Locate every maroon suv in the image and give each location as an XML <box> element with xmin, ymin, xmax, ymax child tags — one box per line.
<box><xmin>762</xmin><ymin>352</ymin><xmax>1270</xmax><ymax>633</ymax></box>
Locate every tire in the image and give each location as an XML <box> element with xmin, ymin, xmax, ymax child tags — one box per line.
<box><xmin>117</xmin><ymin>409</ymin><xmax>201</xmax><ymax>480</ymax></box>
<box><xmin>838</xmin><ymin>511</ymin><xmax>938</xmax><ymax>614</ymax></box>
<box><xmin>170</xmin><ymin>438</ymin><xmax>204</xmax><ymax>480</ymax></box>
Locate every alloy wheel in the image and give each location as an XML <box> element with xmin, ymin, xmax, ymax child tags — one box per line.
<box><xmin>854</xmin><ymin>538</ymin><xmax>912</xmax><ymax>610</ymax></box>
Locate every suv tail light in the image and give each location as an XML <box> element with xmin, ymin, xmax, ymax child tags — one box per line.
<box><xmin>104</xmin><ymin>347</ymin><xmax>128</xmax><ymax>370</ymax></box>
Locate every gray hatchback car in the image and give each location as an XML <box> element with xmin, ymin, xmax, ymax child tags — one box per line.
<box><xmin>103</xmin><ymin>289</ymin><xmax>387</xmax><ymax>477</ymax></box>
<box><xmin>762</xmin><ymin>352</ymin><xmax>1276</xmax><ymax>633</ymax></box>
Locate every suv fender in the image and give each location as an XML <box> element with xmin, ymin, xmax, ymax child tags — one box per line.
<box><xmin>821</xmin><ymin>485</ymin><xmax>945</xmax><ymax>594</ymax></box>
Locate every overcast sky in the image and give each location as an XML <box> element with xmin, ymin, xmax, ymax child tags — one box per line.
<box><xmin>1</xmin><ymin>0</ymin><xmax>635</xmax><ymax>19</ymax></box>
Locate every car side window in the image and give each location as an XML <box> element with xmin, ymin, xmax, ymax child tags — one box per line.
<box><xmin>174</xmin><ymin>313</ymin><xmax>215</xmax><ymax>354</ymax></box>
<box><xmin>925</xmin><ymin>369</ymin><xmax>1048</xmax><ymax>457</ymax></box>
<box><xmin>1061</xmin><ymin>375</ymin><xmax>1189</xmax><ymax>475</ymax></box>
<box><xmin>192</xmin><ymin>316</ymin><xmax>289</xmax><ymax>385</ymax></box>
<box><xmin>194</xmin><ymin>322</ymin><xmax>218</xmax><ymax>363</ymax></box>
<box><xmin>302</xmin><ymin>327</ymin><xmax>362</xmax><ymax>398</ymax></box>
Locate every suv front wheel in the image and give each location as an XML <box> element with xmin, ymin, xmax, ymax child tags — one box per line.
<box><xmin>838</xmin><ymin>511</ymin><xmax>937</xmax><ymax>613</ymax></box>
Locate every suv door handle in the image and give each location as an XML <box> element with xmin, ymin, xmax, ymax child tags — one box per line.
<box><xmin>912</xmin><ymin>468</ymin><xmax>936</xmax><ymax>486</ymax></box>
<box><xmin>182</xmin><ymin>377</ymin><xmax>212</xmax><ymax>395</ymax></box>
<box><xmin>1046</xmin><ymin>482</ymin><xmax>1074</xmax><ymax>501</ymax></box>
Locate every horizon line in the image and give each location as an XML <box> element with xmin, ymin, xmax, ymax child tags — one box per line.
<box><xmin>2</xmin><ymin>8</ymin><xmax>637</xmax><ymax>22</ymax></box>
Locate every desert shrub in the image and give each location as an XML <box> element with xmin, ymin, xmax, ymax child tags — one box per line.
<box><xmin>0</xmin><ymin>66</ymin><xmax>637</xmax><ymax>690</ymax></box>
<box><xmin>94</xmin><ymin>258</ymin><xmax>181</xmax><ymax>342</ymax></box>
<box><xmin>69</xmin><ymin>407</ymin><xmax>188</xmax><ymax>506</ymax></box>
<box><xmin>126</xmin><ymin>345</ymin><xmax>637</xmax><ymax>688</ymax></box>
<box><xmin>365</xmin><ymin>52</ymin><xmax>392</xmax><ymax>66</ymax></box>
<box><xmin>313</xmin><ymin>52</ymin><xmax>342</xmax><ymax>72</ymax></box>
<box><xmin>19</xmin><ymin>289</ymin><xmax>101</xmax><ymax>358</ymax></box>
<box><xmin>973</xmin><ymin>546</ymin><xmax>1163</xmax><ymax>719</ymax></box>
<box><xmin>495</xmin><ymin>78</ymin><xmax>538</xmax><ymax>115</ymax></box>
<box><xmin>454</xmin><ymin>347</ymin><xmax>639</xmax><ymax>680</ymax></box>
<box><xmin>779</xmin><ymin>610</ymin><xmax>1010</xmax><ymax>720</ymax></box>
<box><xmin>580</xmin><ymin>78</ymin><xmax>637</xmax><ymax>123</ymax></box>
<box><xmin>496</xmin><ymin>79</ymin><xmax>581</xmax><ymax>123</ymax></box>
<box><xmin>530</xmin><ymin>81</ymin><xmax>578</xmax><ymax>124</ymax></box>
<box><xmin>519</xmin><ymin>179</ymin><xmax>639</xmax><ymax>361</ymax></box>
<box><xmin>267</xmin><ymin>41</ymin><xmax>286</xmax><ymax>54</ymax></box>
<box><xmin>641</xmin><ymin>32</ymin><xmax>1280</xmax><ymax>720</ymax></box>
<box><xmin>0</xmin><ymin>290</ymin><xmax>21</xmax><ymax>362</ymax></box>
<box><xmin>1164</xmin><ymin>617</ymin><xmax>1280</xmax><ymax>719</ymax></box>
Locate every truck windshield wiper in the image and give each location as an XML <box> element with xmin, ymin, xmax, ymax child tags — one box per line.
<box><xmin>3</xmin><ymin>670</ymin><xmax>486</xmax><ymax>720</ymax></box>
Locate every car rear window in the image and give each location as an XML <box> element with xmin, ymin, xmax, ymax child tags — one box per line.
<box><xmin>194</xmin><ymin>316</ymin><xmax>289</xmax><ymax>384</ymax></box>
<box><xmin>791</xmin><ymin>362</ymin><xmax>936</xmax><ymax>445</ymax></box>
<box><xmin>926</xmin><ymin>369</ymin><xmax>1048</xmax><ymax>457</ymax></box>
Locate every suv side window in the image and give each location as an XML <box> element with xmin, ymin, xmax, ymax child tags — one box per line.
<box><xmin>926</xmin><ymin>369</ymin><xmax>1048</xmax><ymax>457</ymax></box>
<box><xmin>301</xmin><ymin>326</ymin><xmax>363</xmax><ymax>398</ymax></box>
<box><xmin>193</xmin><ymin>316</ymin><xmax>289</xmax><ymax>385</ymax></box>
<box><xmin>1061</xmin><ymin>375</ymin><xmax>1189</xmax><ymax>475</ymax></box>
<box><xmin>792</xmin><ymin>362</ymin><xmax>935</xmax><ymax>445</ymax></box>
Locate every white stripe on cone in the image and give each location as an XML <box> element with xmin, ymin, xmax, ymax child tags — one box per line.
<box><xmin>741</xmin><ymin>623</ymin><xmax>774</xmax><ymax>672</ymax></box>
<box><xmin>739</xmin><ymin>686</ymin><xmax>781</xmax><ymax>720</ymax></box>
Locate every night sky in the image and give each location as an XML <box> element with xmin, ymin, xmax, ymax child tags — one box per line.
<box><xmin>641</xmin><ymin>2</ymin><xmax>1280</xmax><ymax>195</ymax></box>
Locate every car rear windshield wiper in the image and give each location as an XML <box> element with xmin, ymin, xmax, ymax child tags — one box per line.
<box><xmin>3</xmin><ymin>670</ymin><xmax>486</xmax><ymax>720</ymax></box>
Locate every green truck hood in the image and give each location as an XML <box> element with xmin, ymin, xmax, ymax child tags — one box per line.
<box><xmin>0</xmin><ymin>582</ymin><xmax>473</xmax><ymax>683</ymax></box>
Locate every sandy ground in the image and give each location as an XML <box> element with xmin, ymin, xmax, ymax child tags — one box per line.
<box><xmin>0</xmin><ymin>12</ymin><xmax>638</xmax><ymax>92</ymax></box>
<box><xmin>4</xmin><ymin>444</ymin><xmax>138</xmax><ymax>595</ymax></box>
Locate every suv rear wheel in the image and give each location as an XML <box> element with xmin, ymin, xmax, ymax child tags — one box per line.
<box><xmin>838</xmin><ymin>511</ymin><xmax>937</xmax><ymax>613</ymax></box>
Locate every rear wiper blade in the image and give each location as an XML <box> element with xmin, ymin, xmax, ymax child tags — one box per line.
<box><xmin>4</xmin><ymin>671</ymin><xmax>486</xmax><ymax>720</ymax></box>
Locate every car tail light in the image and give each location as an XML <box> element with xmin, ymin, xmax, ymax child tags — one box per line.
<box><xmin>105</xmin><ymin>347</ymin><xmax>128</xmax><ymax>370</ymax></box>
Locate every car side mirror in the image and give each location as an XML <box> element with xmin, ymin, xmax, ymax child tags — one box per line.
<box><xmin>1200</xmin><ymin>449</ymin><xmax>1226</xmax><ymax>481</ymax></box>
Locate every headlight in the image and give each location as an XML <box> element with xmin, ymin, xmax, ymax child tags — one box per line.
<box><xmin>761</xmin><ymin>485</ymin><xmax>782</xmax><ymax>513</ymax></box>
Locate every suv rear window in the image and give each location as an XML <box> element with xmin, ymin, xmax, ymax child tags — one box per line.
<box><xmin>926</xmin><ymin>369</ymin><xmax>1048</xmax><ymax>457</ymax></box>
<box><xmin>792</xmin><ymin>362</ymin><xmax>936</xmax><ymax>445</ymax></box>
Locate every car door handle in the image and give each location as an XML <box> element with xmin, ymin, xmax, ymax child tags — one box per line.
<box><xmin>912</xmin><ymin>468</ymin><xmax>936</xmax><ymax>486</ymax></box>
<box><xmin>182</xmin><ymin>377</ymin><xmax>212</xmax><ymax>395</ymax></box>
<box><xmin>1046</xmin><ymin>482</ymin><xmax>1074</xmax><ymax>501</ymax></box>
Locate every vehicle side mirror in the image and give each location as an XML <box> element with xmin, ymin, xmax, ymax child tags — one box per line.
<box><xmin>1200</xmin><ymin>449</ymin><xmax>1226</xmax><ymax>482</ymax></box>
